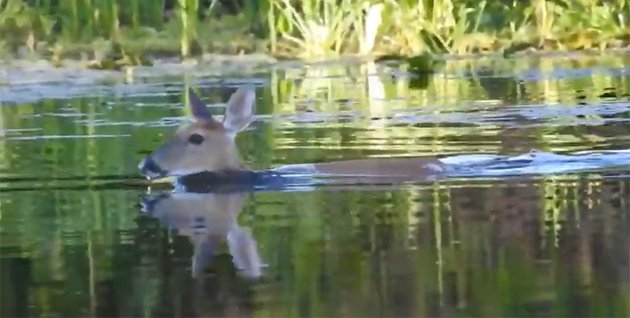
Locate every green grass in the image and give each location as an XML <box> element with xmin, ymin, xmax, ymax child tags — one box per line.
<box><xmin>0</xmin><ymin>0</ymin><xmax>630</xmax><ymax>66</ymax></box>
<box><xmin>268</xmin><ymin>0</ymin><xmax>630</xmax><ymax>58</ymax></box>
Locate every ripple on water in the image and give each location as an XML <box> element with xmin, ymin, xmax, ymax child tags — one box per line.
<box><xmin>1</xmin><ymin>55</ymin><xmax>630</xmax><ymax>317</ymax></box>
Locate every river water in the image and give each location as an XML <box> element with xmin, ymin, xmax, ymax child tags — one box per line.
<box><xmin>1</xmin><ymin>54</ymin><xmax>629</xmax><ymax>317</ymax></box>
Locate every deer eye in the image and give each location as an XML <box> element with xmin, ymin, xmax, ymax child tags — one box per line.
<box><xmin>188</xmin><ymin>133</ymin><xmax>204</xmax><ymax>145</ymax></box>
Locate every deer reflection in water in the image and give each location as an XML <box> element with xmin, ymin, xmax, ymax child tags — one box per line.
<box><xmin>140</xmin><ymin>190</ymin><xmax>262</xmax><ymax>279</ymax></box>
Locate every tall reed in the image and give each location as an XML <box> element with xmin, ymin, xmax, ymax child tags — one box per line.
<box><xmin>268</xmin><ymin>0</ymin><xmax>360</xmax><ymax>58</ymax></box>
<box><xmin>177</xmin><ymin>0</ymin><xmax>198</xmax><ymax>58</ymax></box>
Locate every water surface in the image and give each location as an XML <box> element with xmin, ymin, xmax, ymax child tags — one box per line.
<box><xmin>1</xmin><ymin>54</ymin><xmax>629</xmax><ymax>317</ymax></box>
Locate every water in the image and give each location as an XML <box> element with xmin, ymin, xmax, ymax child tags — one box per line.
<box><xmin>1</xmin><ymin>54</ymin><xmax>629</xmax><ymax>317</ymax></box>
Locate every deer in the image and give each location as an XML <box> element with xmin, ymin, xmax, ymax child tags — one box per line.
<box><xmin>138</xmin><ymin>87</ymin><xmax>450</xmax><ymax>191</ymax></box>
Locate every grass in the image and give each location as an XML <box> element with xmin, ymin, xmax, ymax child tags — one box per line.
<box><xmin>0</xmin><ymin>0</ymin><xmax>630</xmax><ymax>67</ymax></box>
<box><xmin>268</xmin><ymin>0</ymin><xmax>360</xmax><ymax>57</ymax></box>
<box><xmin>268</xmin><ymin>0</ymin><xmax>630</xmax><ymax>58</ymax></box>
<box><xmin>0</xmin><ymin>0</ymin><xmax>266</xmax><ymax>68</ymax></box>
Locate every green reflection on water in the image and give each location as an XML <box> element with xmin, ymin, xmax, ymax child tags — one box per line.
<box><xmin>1</xmin><ymin>55</ymin><xmax>630</xmax><ymax>317</ymax></box>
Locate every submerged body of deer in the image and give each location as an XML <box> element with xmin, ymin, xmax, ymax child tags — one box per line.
<box><xmin>138</xmin><ymin>87</ymin><xmax>448</xmax><ymax>190</ymax></box>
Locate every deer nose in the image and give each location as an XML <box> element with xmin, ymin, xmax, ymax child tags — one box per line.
<box><xmin>138</xmin><ymin>156</ymin><xmax>168</xmax><ymax>179</ymax></box>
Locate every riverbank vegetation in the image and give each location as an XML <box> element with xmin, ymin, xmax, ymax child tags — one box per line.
<box><xmin>1</xmin><ymin>0</ymin><xmax>629</xmax><ymax>68</ymax></box>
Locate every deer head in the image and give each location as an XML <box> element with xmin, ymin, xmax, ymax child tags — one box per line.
<box><xmin>139</xmin><ymin>87</ymin><xmax>256</xmax><ymax>179</ymax></box>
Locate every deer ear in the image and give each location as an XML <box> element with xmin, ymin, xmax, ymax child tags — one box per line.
<box><xmin>223</xmin><ymin>87</ymin><xmax>256</xmax><ymax>133</ymax></box>
<box><xmin>187</xmin><ymin>88</ymin><xmax>214</xmax><ymax>121</ymax></box>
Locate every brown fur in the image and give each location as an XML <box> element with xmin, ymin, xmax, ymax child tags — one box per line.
<box><xmin>314</xmin><ymin>157</ymin><xmax>444</xmax><ymax>177</ymax></box>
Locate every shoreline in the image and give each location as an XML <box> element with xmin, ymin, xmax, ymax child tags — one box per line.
<box><xmin>2</xmin><ymin>49</ymin><xmax>630</xmax><ymax>104</ymax></box>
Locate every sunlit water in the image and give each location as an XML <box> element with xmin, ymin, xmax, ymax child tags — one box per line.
<box><xmin>1</xmin><ymin>54</ymin><xmax>629</xmax><ymax>317</ymax></box>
